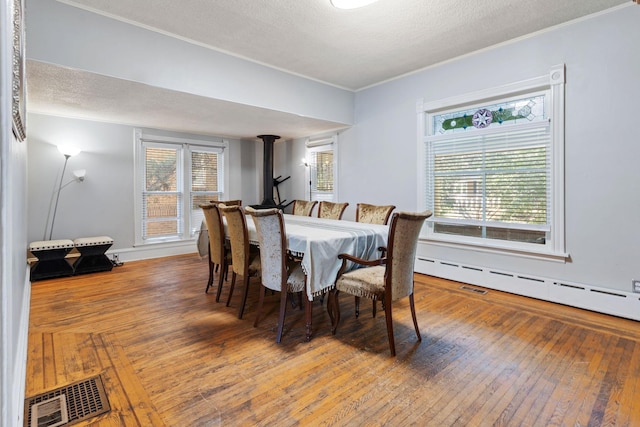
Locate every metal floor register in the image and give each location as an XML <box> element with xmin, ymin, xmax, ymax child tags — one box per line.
<box><xmin>24</xmin><ymin>375</ymin><xmax>110</xmax><ymax>427</ymax></box>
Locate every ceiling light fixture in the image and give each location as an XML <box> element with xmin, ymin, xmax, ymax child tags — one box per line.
<box><xmin>331</xmin><ymin>0</ymin><xmax>379</xmax><ymax>9</ymax></box>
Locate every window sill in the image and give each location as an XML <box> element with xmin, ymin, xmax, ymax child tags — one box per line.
<box><xmin>133</xmin><ymin>238</ymin><xmax>195</xmax><ymax>249</ymax></box>
<box><xmin>419</xmin><ymin>235</ymin><xmax>569</xmax><ymax>263</ymax></box>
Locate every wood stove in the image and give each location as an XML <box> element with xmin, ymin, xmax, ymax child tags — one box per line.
<box><xmin>251</xmin><ymin>135</ymin><xmax>290</xmax><ymax>210</ymax></box>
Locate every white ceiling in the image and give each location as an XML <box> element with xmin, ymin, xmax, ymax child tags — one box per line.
<box><xmin>26</xmin><ymin>0</ymin><xmax>629</xmax><ymax>139</ymax></box>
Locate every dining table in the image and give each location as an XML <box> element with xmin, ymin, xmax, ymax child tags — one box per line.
<box><xmin>198</xmin><ymin>213</ymin><xmax>389</xmax><ymax>340</ymax></box>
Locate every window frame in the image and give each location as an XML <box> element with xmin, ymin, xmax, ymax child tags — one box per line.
<box><xmin>305</xmin><ymin>135</ymin><xmax>338</xmax><ymax>202</ymax></box>
<box><xmin>134</xmin><ymin>130</ymin><xmax>229</xmax><ymax>246</ymax></box>
<box><xmin>417</xmin><ymin>65</ymin><xmax>567</xmax><ymax>261</ymax></box>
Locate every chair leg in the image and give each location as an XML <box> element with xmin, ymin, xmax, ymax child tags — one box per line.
<box><xmin>288</xmin><ymin>292</ymin><xmax>297</xmax><ymax>308</ymax></box>
<box><xmin>275</xmin><ymin>287</ymin><xmax>289</xmax><ymax>343</ymax></box>
<box><xmin>237</xmin><ymin>274</ymin><xmax>252</xmax><ymax>319</ymax></box>
<box><xmin>354</xmin><ymin>296</ymin><xmax>360</xmax><ymax>318</ymax></box>
<box><xmin>372</xmin><ymin>299</ymin><xmax>377</xmax><ymax>318</ymax></box>
<box><xmin>384</xmin><ymin>294</ymin><xmax>396</xmax><ymax>357</ymax></box>
<box><xmin>226</xmin><ymin>272</ymin><xmax>237</xmax><ymax>307</ymax></box>
<box><xmin>205</xmin><ymin>259</ymin><xmax>215</xmax><ymax>293</ymax></box>
<box><xmin>409</xmin><ymin>292</ymin><xmax>421</xmax><ymax>342</ymax></box>
<box><xmin>327</xmin><ymin>289</ymin><xmax>335</xmax><ymax>327</ymax></box>
<box><xmin>254</xmin><ymin>284</ymin><xmax>266</xmax><ymax>328</ymax></box>
<box><xmin>215</xmin><ymin>261</ymin><xmax>227</xmax><ymax>302</ymax></box>
<box><xmin>328</xmin><ymin>289</ymin><xmax>341</xmax><ymax>335</ymax></box>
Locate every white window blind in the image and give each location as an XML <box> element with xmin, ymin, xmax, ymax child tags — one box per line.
<box><xmin>310</xmin><ymin>149</ymin><xmax>334</xmax><ymax>202</ymax></box>
<box><xmin>142</xmin><ymin>144</ymin><xmax>183</xmax><ymax>240</ymax></box>
<box><xmin>427</xmin><ymin>123</ymin><xmax>551</xmax><ymax>240</ymax></box>
<box><xmin>189</xmin><ymin>148</ymin><xmax>223</xmax><ymax>238</ymax></box>
<box><xmin>306</xmin><ymin>136</ymin><xmax>338</xmax><ymax>202</ymax></box>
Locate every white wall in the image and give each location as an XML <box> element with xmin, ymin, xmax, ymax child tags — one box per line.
<box><xmin>26</xmin><ymin>113</ymin><xmax>254</xmax><ymax>259</ymax></box>
<box><xmin>337</xmin><ymin>6</ymin><xmax>640</xmax><ymax>295</ymax></box>
<box><xmin>1</xmin><ymin>0</ymin><xmax>29</xmax><ymax>424</ymax></box>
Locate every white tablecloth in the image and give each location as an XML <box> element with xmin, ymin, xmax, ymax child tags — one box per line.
<box><xmin>280</xmin><ymin>215</ymin><xmax>388</xmax><ymax>298</ymax></box>
<box><xmin>198</xmin><ymin>214</ymin><xmax>389</xmax><ymax>300</ymax></box>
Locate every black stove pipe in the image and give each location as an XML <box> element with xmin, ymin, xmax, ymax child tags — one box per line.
<box><xmin>257</xmin><ymin>134</ymin><xmax>280</xmax><ymax>206</ymax></box>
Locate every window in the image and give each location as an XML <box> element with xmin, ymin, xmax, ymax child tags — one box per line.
<box><xmin>305</xmin><ymin>136</ymin><xmax>338</xmax><ymax>202</ymax></box>
<box><xmin>135</xmin><ymin>131</ymin><xmax>228</xmax><ymax>244</ymax></box>
<box><xmin>418</xmin><ymin>66</ymin><xmax>566</xmax><ymax>259</ymax></box>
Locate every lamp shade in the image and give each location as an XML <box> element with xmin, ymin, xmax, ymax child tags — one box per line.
<box><xmin>57</xmin><ymin>145</ymin><xmax>81</xmax><ymax>157</ymax></box>
<box><xmin>73</xmin><ymin>169</ymin><xmax>86</xmax><ymax>181</ymax></box>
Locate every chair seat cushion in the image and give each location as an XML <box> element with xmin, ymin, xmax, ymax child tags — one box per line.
<box><xmin>287</xmin><ymin>262</ymin><xmax>306</xmax><ymax>293</ymax></box>
<box><xmin>335</xmin><ymin>265</ymin><xmax>386</xmax><ymax>300</ymax></box>
<box><xmin>249</xmin><ymin>252</ymin><xmax>261</xmax><ymax>276</ymax></box>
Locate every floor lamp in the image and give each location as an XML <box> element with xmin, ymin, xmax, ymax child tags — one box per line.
<box><xmin>302</xmin><ymin>157</ymin><xmax>312</xmax><ymax>201</ymax></box>
<box><xmin>47</xmin><ymin>145</ymin><xmax>83</xmax><ymax>240</ymax></box>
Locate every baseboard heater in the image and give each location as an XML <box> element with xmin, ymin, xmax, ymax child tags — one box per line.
<box><xmin>415</xmin><ymin>256</ymin><xmax>640</xmax><ymax>321</ymax></box>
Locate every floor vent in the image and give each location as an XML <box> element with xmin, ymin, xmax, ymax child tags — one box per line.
<box><xmin>24</xmin><ymin>375</ymin><xmax>110</xmax><ymax>427</ymax></box>
<box><xmin>460</xmin><ymin>285</ymin><xmax>488</xmax><ymax>295</ymax></box>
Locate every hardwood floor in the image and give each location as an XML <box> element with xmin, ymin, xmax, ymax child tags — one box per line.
<box><xmin>26</xmin><ymin>254</ymin><xmax>640</xmax><ymax>426</ymax></box>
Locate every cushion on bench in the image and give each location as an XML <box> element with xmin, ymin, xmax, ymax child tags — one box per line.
<box><xmin>29</xmin><ymin>239</ymin><xmax>75</xmax><ymax>251</ymax></box>
<box><xmin>73</xmin><ymin>236</ymin><xmax>114</xmax><ymax>247</ymax></box>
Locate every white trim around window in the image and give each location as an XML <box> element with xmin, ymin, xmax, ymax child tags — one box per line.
<box><xmin>305</xmin><ymin>135</ymin><xmax>339</xmax><ymax>202</ymax></box>
<box><xmin>417</xmin><ymin>65</ymin><xmax>567</xmax><ymax>262</ymax></box>
<box><xmin>133</xmin><ymin>129</ymin><xmax>229</xmax><ymax>246</ymax></box>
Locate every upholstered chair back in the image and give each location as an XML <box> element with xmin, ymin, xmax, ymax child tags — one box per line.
<box><xmin>246</xmin><ymin>207</ymin><xmax>286</xmax><ymax>292</ymax></box>
<box><xmin>387</xmin><ymin>211</ymin><xmax>432</xmax><ymax>301</ymax></box>
<box><xmin>318</xmin><ymin>201</ymin><xmax>349</xmax><ymax>220</ymax></box>
<box><xmin>356</xmin><ymin>203</ymin><xmax>396</xmax><ymax>225</ymax></box>
<box><xmin>201</xmin><ymin>203</ymin><xmax>225</xmax><ymax>265</ymax></box>
<box><xmin>292</xmin><ymin>200</ymin><xmax>318</xmax><ymax>216</ymax></box>
<box><xmin>211</xmin><ymin>199</ymin><xmax>242</xmax><ymax>206</ymax></box>
<box><xmin>218</xmin><ymin>204</ymin><xmax>251</xmax><ymax>275</ymax></box>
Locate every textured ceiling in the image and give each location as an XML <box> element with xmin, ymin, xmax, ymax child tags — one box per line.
<box><xmin>27</xmin><ymin>0</ymin><xmax>629</xmax><ymax>139</ymax></box>
<box><xmin>57</xmin><ymin>0</ymin><xmax>629</xmax><ymax>90</ymax></box>
<box><xmin>27</xmin><ymin>61</ymin><xmax>344</xmax><ymax>140</ymax></box>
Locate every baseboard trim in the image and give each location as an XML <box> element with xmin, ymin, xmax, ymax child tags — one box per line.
<box><xmin>415</xmin><ymin>257</ymin><xmax>640</xmax><ymax>321</ymax></box>
<box><xmin>14</xmin><ymin>270</ymin><xmax>31</xmax><ymax>427</ymax></box>
<box><xmin>105</xmin><ymin>240</ymin><xmax>200</xmax><ymax>263</ymax></box>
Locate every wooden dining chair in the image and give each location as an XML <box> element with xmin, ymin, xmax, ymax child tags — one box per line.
<box><xmin>200</xmin><ymin>203</ymin><xmax>232</xmax><ymax>301</ymax></box>
<box><xmin>292</xmin><ymin>200</ymin><xmax>318</xmax><ymax>216</ymax></box>
<box><xmin>317</xmin><ymin>201</ymin><xmax>349</xmax><ymax>220</ymax></box>
<box><xmin>218</xmin><ymin>203</ymin><xmax>261</xmax><ymax>319</ymax></box>
<box><xmin>205</xmin><ymin>200</ymin><xmax>241</xmax><ymax>275</ymax></box>
<box><xmin>327</xmin><ymin>210</ymin><xmax>432</xmax><ymax>356</ymax></box>
<box><xmin>354</xmin><ymin>202</ymin><xmax>396</xmax><ymax>316</ymax></box>
<box><xmin>246</xmin><ymin>207</ymin><xmax>306</xmax><ymax>343</ymax></box>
